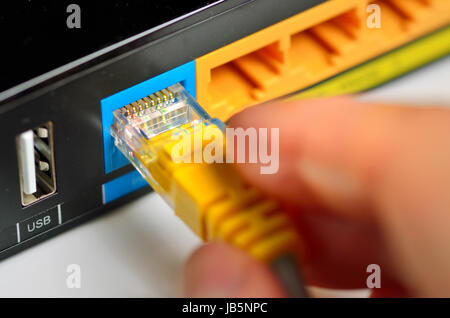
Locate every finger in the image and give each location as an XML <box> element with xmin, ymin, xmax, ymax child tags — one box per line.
<box><xmin>228</xmin><ymin>98</ymin><xmax>450</xmax><ymax>296</ymax></box>
<box><xmin>183</xmin><ymin>242</ymin><xmax>286</xmax><ymax>298</ymax></box>
<box><xmin>228</xmin><ymin>97</ymin><xmax>450</xmax><ymax>215</ymax></box>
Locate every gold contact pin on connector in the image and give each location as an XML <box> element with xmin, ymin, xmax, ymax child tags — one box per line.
<box><xmin>162</xmin><ymin>88</ymin><xmax>174</xmax><ymax>101</ymax></box>
<box><xmin>144</xmin><ymin>97</ymin><xmax>155</xmax><ymax>109</ymax></box>
<box><xmin>149</xmin><ymin>95</ymin><xmax>159</xmax><ymax>111</ymax></box>
<box><xmin>137</xmin><ymin>100</ymin><xmax>146</xmax><ymax>112</ymax></box>
<box><xmin>131</xmin><ymin>102</ymin><xmax>140</xmax><ymax>114</ymax></box>
<box><xmin>151</xmin><ymin>93</ymin><xmax>161</xmax><ymax>105</ymax></box>
<box><xmin>155</xmin><ymin>91</ymin><xmax>166</xmax><ymax>104</ymax></box>
<box><xmin>140</xmin><ymin>98</ymin><xmax>149</xmax><ymax>109</ymax></box>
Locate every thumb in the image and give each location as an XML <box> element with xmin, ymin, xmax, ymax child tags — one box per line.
<box><xmin>183</xmin><ymin>242</ymin><xmax>286</xmax><ymax>297</ymax></box>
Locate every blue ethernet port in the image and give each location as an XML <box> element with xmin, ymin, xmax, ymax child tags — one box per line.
<box><xmin>100</xmin><ymin>60</ymin><xmax>196</xmax><ymax>201</ymax></box>
<box><xmin>101</xmin><ymin>61</ymin><xmax>196</xmax><ymax>174</ymax></box>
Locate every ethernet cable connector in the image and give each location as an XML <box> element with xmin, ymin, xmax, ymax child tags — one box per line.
<box><xmin>111</xmin><ymin>83</ymin><xmax>307</xmax><ymax>297</ymax></box>
<box><xmin>110</xmin><ymin>83</ymin><xmax>224</xmax><ymax>194</ymax></box>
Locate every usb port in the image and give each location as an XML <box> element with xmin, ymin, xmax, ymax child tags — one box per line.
<box><xmin>16</xmin><ymin>122</ymin><xmax>56</xmax><ymax>206</ymax></box>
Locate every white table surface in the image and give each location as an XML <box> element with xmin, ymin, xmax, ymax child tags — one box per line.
<box><xmin>0</xmin><ymin>56</ymin><xmax>448</xmax><ymax>298</ymax></box>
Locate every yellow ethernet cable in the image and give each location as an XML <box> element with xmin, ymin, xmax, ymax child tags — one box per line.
<box><xmin>111</xmin><ymin>83</ymin><xmax>307</xmax><ymax>297</ymax></box>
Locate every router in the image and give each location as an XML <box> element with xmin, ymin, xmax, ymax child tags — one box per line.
<box><xmin>0</xmin><ymin>0</ymin><xmax>448</xmax><ymax>260</ymax></box>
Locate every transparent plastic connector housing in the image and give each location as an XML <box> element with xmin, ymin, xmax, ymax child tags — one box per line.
<box><xmin>111</xmin><ymin>83</ymin><xmax>224</xmax><ymax>200</ymax></box>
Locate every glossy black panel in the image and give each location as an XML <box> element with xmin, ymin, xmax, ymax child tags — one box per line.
<box><xmin>0</xmin><ymin>0</ymin><xmax>220</xmax><ymax>92</ymax></box>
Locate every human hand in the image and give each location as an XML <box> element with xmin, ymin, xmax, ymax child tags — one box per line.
<box><xmin>183</xmin><ymin>97</ymin><xmax>450</xmax><ymax>297</ymax></box>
